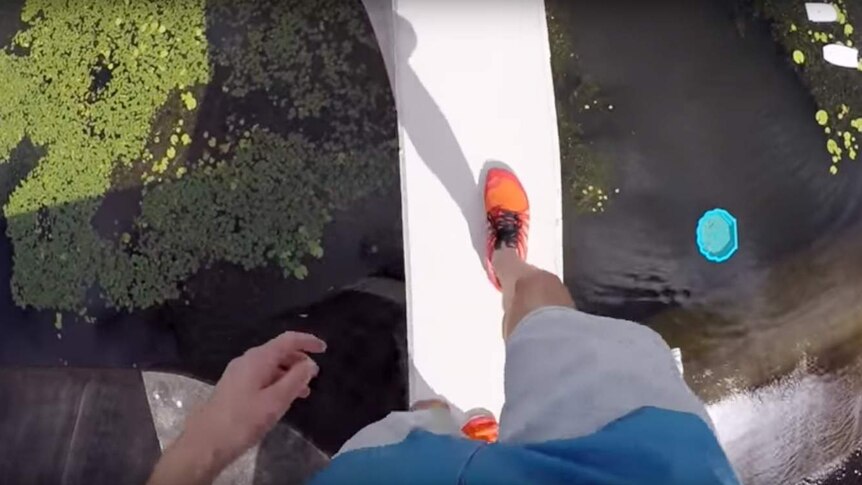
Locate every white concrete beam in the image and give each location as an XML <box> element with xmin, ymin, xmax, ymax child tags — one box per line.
<box><xmin>364</xmin><ymin>0</ymin><xmax>563</xmax><ymax>416</ymax></box>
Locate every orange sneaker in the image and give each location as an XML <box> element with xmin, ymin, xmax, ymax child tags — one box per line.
<box><xmin>484</xmin><ymin>167</ymin><xmax>530</xmax><ymax>291</ymax></box>
<box><xmin>461</xmin><ymin>412</ymin><xmax>499</xmax><ymax>443</ymax></box>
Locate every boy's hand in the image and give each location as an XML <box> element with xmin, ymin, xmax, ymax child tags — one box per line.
<box><xmin>148</xmin><ymin>331</ymin><xmax>326</xmax><ymax>485</ymax></box>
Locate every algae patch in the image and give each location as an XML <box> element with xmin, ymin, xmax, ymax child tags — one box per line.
<box><xmin>0</xmin><ymin>0</ymin><xmax>397</xmax><ymax>311</ymax></box>
<box><xmin>546</xmin><ymin>3</ymin><xmax>618</xmax><ymax>214</ymax></box>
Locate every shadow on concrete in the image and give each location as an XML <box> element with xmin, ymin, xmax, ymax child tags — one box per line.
<box><xmin>391</xmin><ymin>13</ymin><xmax>486</xmax><ymax>265</ymax></box>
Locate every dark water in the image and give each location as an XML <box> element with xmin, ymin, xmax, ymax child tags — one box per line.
<box><xmin>552</xmin><ymin>0</ymin><xmax>862</xmax><ymax>482</ymax></box>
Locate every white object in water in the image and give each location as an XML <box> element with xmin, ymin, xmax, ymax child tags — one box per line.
<box><xmin>805</xmin><ymin>3</ymin><xmax>839</xmax><ymax>22</ymax></box>
<box><xmin>823</xmin><ymin>44</ymin><xmax>859</xmax><ymax>68</ymax></box>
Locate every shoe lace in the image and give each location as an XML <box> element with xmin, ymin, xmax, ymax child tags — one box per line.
<box><xmin>488</xmin><ymin>207</ymin><xmax>523</xmax><ymax>250</ymax></box>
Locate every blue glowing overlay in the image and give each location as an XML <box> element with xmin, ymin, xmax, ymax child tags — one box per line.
<box><xmin>696</xmin><ymin>208</ymin><xmax>738</xmax><ymax>263</ymax></box>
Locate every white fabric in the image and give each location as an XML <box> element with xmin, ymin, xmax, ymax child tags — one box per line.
<box><xmin>337</xmin><ymin>407</ymin><xmax>462</xmax><ymax>456</ymax></box>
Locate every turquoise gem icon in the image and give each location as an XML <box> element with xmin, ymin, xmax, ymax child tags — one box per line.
<box><xmin>696</xmin><ymin>208</ymin><xmax>738</xmax><ymax>263</ymax></box>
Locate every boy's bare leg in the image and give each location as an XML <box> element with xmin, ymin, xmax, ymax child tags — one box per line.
<box><xmin>492</xmin><ymin>248</ymin><xmax>574</xmax><ymax>340</ymax></box>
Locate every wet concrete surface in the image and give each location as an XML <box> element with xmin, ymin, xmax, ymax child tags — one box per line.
<box><xmin>0</xmin><ymin>368</ymin><xmax>160</xmax><ymax>485</ymax></box>
<box><xmin>143</xmin><ymin>371</ymin><xmax>329</xmax><ymax>484</ymax></box>
<box><xmin>0</xmin><ymin>367</ymin><xmax>332</xmax><ymax>484</ymax></box>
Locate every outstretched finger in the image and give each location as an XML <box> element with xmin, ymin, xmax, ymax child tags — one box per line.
<box><xmin>264</xmin><ymin>331</ymin><xmax>327</xmax><ymax>357</ymax></box>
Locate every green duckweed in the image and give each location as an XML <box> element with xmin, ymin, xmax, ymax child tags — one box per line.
<box><xmin>816</xmin><ymin>110</ymin><xmax>829</xmax><ymax>126</ymax></box>
<box><xmin>180</xmin><ymin>92</ymin><xmax>197</xmax><ymax>110</ymax></box>
<box><xmin>0</xmin><ymin>0</ymin><xmax>397</xmax><ymax>311</ymax></box>
<box><xmin>827</xmin><ymin>138</ymin><xmax>840</xmax><ymax>156</ymax></box>
<box><xmin>0</xmin><ymin>0</ymin><xmax>210</xmax><ymax>309</ymax></box>
<box><xmin>792</xmin><ymin>50</ymin><xmax>805</xmax><ymax>64</ymax></box>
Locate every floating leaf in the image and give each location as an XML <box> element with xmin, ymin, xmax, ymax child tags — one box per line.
<box><xmin>293</xmin><ymin>265</ymin><xmax>309</xmax><ymax>280</ymax></box>
<box><xmin>181</xmin><ymin>92</ymin><xmax>197</xmax><ymax>110</ymax></box>
<box><xmin>816</xmin><ymin>110</ymin><xmax>829</xmax><ymax>126</ymax></box>
<box><xmin>308</xmin><ymin>240</ymin><xmax>324</xmax><ymax>258</ymax></box>
<box><xmin>792</xmin><ymin>50</ymin><xmax>805</xmax><ymax>64</ymax></box>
